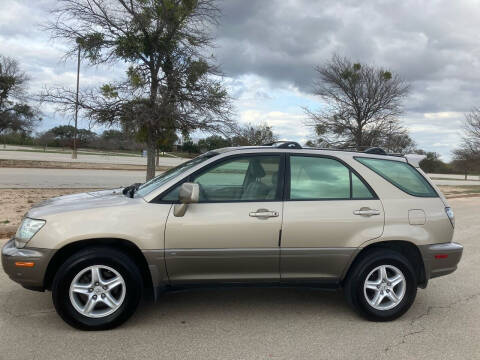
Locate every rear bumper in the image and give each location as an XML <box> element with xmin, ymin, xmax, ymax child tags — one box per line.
<box><xmin>1</xmin><ymin>239</ymin><xmax>55</xmax><ymax>291</ymax></box>
<box><xmin>419</xmin><ymin>242</ymin><xmax>463</xmax><ymax>280</ymax></box>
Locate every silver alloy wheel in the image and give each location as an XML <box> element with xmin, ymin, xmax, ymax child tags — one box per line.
<box><xmin>363</xmin><ymin>264</ymin><xmax>406</xmax><ymax>311</ymax></box>
<box><xmin>69</xmin><ymin>265</ymin><xmax>126</xmax><ymax>318</ymax></box>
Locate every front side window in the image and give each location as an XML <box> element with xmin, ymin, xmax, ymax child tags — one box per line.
<box><xmin>135</xmin><ymin>153</ymin><xmax>215</xmax><ymax>198</ymax></box>
<box><xmin>289</xmin><ymin>156</ymin><xmax>375</xmax><ymax>200</ymax></box>
<box><xmin>162</xmin><ymin>155</ymin><xmax>281</xmax><ymax>202</ymax></box>
<box><xmin>356</xmin><ymin>157</ymin><xmax>437</xmax><ymax>197</ymax></box>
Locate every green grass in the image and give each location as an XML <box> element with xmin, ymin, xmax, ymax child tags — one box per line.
<box><xmin>1</xmin><ymin>220</ymin><xmax>10</xmax><ymax>224</ymax></box>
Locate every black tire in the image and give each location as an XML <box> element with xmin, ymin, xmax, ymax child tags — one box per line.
<box><xmin>52</xmin><ymin>247</ymin><xmax>143</xmax><ymax>330</ymax></box>
<box><xmin>344</xmin><ymin>248</ymin><xmax>417</xmax><ymax>321</ymax></box>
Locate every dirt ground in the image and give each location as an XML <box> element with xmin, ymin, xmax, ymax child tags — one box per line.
<box><xmin>438</xmin><ymin>185</ymin><xmax>480</xmax><ymax>198</ymax></box>
<box><xmin>0</xmin><ymin>188</ymin><xmax>96</xmax><ymax>239</ymax></box>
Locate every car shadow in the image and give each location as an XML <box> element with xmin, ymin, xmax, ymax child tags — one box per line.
<box><xmin>126</xmin><ymin>287</ymin><xmax>356</xmax><ymax>328</ymax></box>
<box><xmin>0</xmin><ymin>284</ymin><xmax>358</xmax><ymax>332</ymax></box>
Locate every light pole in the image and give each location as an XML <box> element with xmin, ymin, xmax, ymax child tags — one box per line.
<box><xmin>72</xmin><ymin>39</ymin><xmax>81</xmax><ymax>159</ymax></box>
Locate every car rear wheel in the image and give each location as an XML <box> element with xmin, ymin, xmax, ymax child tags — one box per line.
<box><xmin>52</xmin><ymin>247</ymin><xmax>142</xmax><ymax>330</ymax></box>
<box><xmin>344</xmin><ymin>248</ymin><xmax>417</xmax><ymax>321</ymax></box>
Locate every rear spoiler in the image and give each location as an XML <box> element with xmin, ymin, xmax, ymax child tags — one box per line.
<box><xmin>405</xmin><ymin>154</ymin><xmax>426</xmax><ymax>168</ymax></box>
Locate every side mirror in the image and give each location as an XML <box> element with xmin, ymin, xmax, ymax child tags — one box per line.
<box><xmin>173</xmin><ymin>182</ymin><xmax>199</xmax><ymax>217</ymax></box>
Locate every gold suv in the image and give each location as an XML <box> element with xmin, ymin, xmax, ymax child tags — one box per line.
<box><xmin>2</xmin><ymin>142</ymin><xmax>463</xmax><ymax>330</ymax></box>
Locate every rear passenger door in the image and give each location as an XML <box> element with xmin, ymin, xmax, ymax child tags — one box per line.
<box><xmin>280</xmin><ymin>155</ymin><xmax>384</xmax><ymax>283</ymax></box>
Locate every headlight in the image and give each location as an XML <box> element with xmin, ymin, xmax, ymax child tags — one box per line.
<box><xmin>445</xmin><ymin>207</ymin><xmax>455</xmax><ymax>228</ymax></box>
<box><xmin>15</xmin><ymin>218</ymin><xmax>46</xmax><ymax>248</ymax></box>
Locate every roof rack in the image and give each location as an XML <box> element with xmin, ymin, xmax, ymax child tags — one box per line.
<box><xmin>261</xmin><ymin>141</ymin><xmax>403</xmax><ymax>158</ymax></box>
<box><xmin>364</xmin><ymin>147</ymin><xmax>387</xmax><ymax>155</ymax></box>
<box><xmin>263</xmin><ymin>141</ymin><xmax>302</xmax><ymax>149</ymax></box>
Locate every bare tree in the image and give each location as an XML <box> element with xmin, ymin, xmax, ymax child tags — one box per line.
<box><xmin>306</xmin><ymin>55</ymin><xmax>410</xmax><ymax>150</ymax></box>
<box><xmin>41</xmin><ymin>0</ymin><xmax>234</xmax><ymax>180</ymax></box>
<box><xmin>463</xmin><ymin>108</ymin><xmax>480</xmax><ymax>150</ymax></box>
<box><xmin>452</xmin><ymin>108</ymin><xmax>480</xmax><ymax>178</ymax></box>
<box><xmin>360</xmin><ymin>121</ymin><xmax>416</xmax><ymax>153</ymax></box>
<box><xmin>0</xmin><ymin>56</ymin><xmax>41</xmax><ymax>147</ymax></box>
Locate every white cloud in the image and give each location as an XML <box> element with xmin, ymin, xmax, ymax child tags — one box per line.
<box><xmin>0</xmin><ymin>0</ymin><xmax>477</xmax><ymax>160</ymax></box>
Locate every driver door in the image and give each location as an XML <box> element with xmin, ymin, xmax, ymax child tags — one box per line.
<box><xmin>163</xmin><ymin>154</ymin><xmax>284</xmax><ymax>284</ymax></box>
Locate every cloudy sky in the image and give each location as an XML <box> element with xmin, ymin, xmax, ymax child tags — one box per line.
<box><xmin>1</xmin><ymin>0</ymin><xmax>479</xmax><ymax>160</ymax></box>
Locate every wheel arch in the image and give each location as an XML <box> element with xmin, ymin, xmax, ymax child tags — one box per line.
<box><xmin>44</xmin><ymin>238</ymin><xmax>154</xmax><ymax>296</ymax></box>
<box><xmin>342</xmin><ymin>240</ymin><xmax>427</xmax><ymax>288</ymax></box>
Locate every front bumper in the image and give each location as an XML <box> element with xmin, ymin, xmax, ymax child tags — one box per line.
<box><xmin>420</xmin><ymin>242</ymin><xmax>463</xmax><ymax>280</ymax></box>
<box><xmin>1</xmin><ymin>239</ymin><xmax>55</xmax><ymax>291</ymax></box>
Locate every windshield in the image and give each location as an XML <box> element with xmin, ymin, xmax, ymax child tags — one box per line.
<box><xmin>134</xmin><ymin>153</ymin><xmax>216</xmax><ymax>198</ymax></box>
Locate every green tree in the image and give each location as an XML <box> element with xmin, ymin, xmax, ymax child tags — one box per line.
<box><xmin>198</xmin><ymin>135</ymin><xmax>230</xmax><ymax>151</ymax></box>
<box><xmin>181</xmin><ymin>140</ymin><xmax>200</xmax><ymax>154</ymax></box>
<box><xmin>306</xmin><ymin>55</ymin><xmax>410</xmax><ymax>150</ymax></box>
<box><xmin>102</xmin><ymin>129</ymin><xmax>127</xmax><ymax>141</ymax></box>
<box><xmin>0</xmin><ymin>56</ymin><xmax>40</xmax><ymax>147</ymax></box>
<box><xmin>416</xmin><ymin>151</ymin><xmax>450</xmax><ymax>174</ymax></box>
<box><xmin>41</xmin><ymin>125</ymin><xmax>97</xmax><ymax>148</ymax></box>
<box><xmin>42</xmin><ymin>0</ymin><xmax>234</xmax><ymax>180</ymax></box>
<box><xmin>231</xmin><ymin>123</ymin><xmax>278</xmax><ymax>146</ymax></box>
<box><xmin>99</xmin><ymin>128</ymin><xmax>141</xmax><ymax>151</ymax></box>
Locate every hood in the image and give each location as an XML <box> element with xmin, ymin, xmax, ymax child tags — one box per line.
<box><xmin>27</xmin><ymin>188</ymin><xmax>141</xmax><ymax>218</ymax></box>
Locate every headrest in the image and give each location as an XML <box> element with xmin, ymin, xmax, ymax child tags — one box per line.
<box><xmin>271</xmin><ymin>172</ymin><xmax>278</xmax><ymax>184</ymax></box>
<box><xmin>248</xmin><ymin>159</ymin><xmax>266</xmax><ymax>178</ymax></box>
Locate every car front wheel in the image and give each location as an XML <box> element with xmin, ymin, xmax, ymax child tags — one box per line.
<box><xmin>52</xmin><ymin>247</ymin><xmax>142</xmax><ymax>330</ymax></box>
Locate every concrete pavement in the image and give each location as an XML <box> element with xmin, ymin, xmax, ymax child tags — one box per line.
<box><xmin>0</xmin><ymin>197</ymin><xmax>478</xmax><ymax>359</ymax></box>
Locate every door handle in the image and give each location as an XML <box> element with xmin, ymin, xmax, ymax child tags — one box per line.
<box><xmin>249</xmin><ymin>208</ymin><xmax>279</xmax><ymax>218</ymax></box>
<box><xmin>353</xmin><ymin>208</ymin><xmax>381</xmax><ymax>216</ymax></box>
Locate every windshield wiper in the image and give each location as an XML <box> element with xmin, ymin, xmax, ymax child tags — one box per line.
<box><xmin>122</xmin><ymin>183</ymin><xmax>142</xmax><ymax>198</ymax></box>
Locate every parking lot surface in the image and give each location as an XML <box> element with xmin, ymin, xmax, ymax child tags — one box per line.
<box><xmin>0</xmin><ymin>197</ymin><xmax>478</xmax><ymax>360</ymax></box>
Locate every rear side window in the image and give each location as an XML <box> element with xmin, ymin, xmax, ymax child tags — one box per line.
<box><xmin>352</xmin><ymin>172</ymin><xmax>374</xmax><ymax>199</ymax></box>
<box><xmin>289</xmin><ymin>156</ymin><xmax>375</xmax><ymax>200</ymax></box>
<box><xmin>356</xmin><ymin>157</ymin><xmax>437</xmax><ymax>197</ymax></box>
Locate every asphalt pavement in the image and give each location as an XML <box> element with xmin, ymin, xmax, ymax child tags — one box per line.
<box><xmin>0</xmin><ymin>147</ymin><xmax>186</xmax><ymax>167</ymax></box>
<box><xmin>0</xmin><ymin>168</ymin><xmax>146</xmax><ymax>188</ymax></box>
<box><xmin>1</xmin><ymin>167</ymin><xmax>479</xmax><ymax>188</ymax></box>
<box><xmin>0</xmin><ymin>197</ymin><xmax>479</xmax><ymax>360</ymax></box>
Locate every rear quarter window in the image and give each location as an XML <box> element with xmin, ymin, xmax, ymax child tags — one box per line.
<box><xmin>355</xmin><ymin>157</ymin><xmax>437</xmax><ymax>198</ymax></box>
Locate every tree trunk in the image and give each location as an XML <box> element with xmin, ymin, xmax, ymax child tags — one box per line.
<box><xmin>355</xmin><ymin>125</ymin><xmax>363</xmax><ymax>151</ymax></box>
<box><xmin>156</xmin><ymin>147</ymin><xmax>160</xmax><ymax>167</ymax></box>
<box><xmin>146</xmin><ymin>131</ymin><xmax>156</xmax><ymax>181</ymax></box>
<box><xmin>146</xmin><ymin>67</ymin><xmax>159</xmax><ymax>182</ymax></box>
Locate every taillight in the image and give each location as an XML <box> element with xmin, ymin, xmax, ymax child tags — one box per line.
<box><xmin>445</xmin><ymin>207</ymin><xmax>455</xmax><ymax>228</ymax></box>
